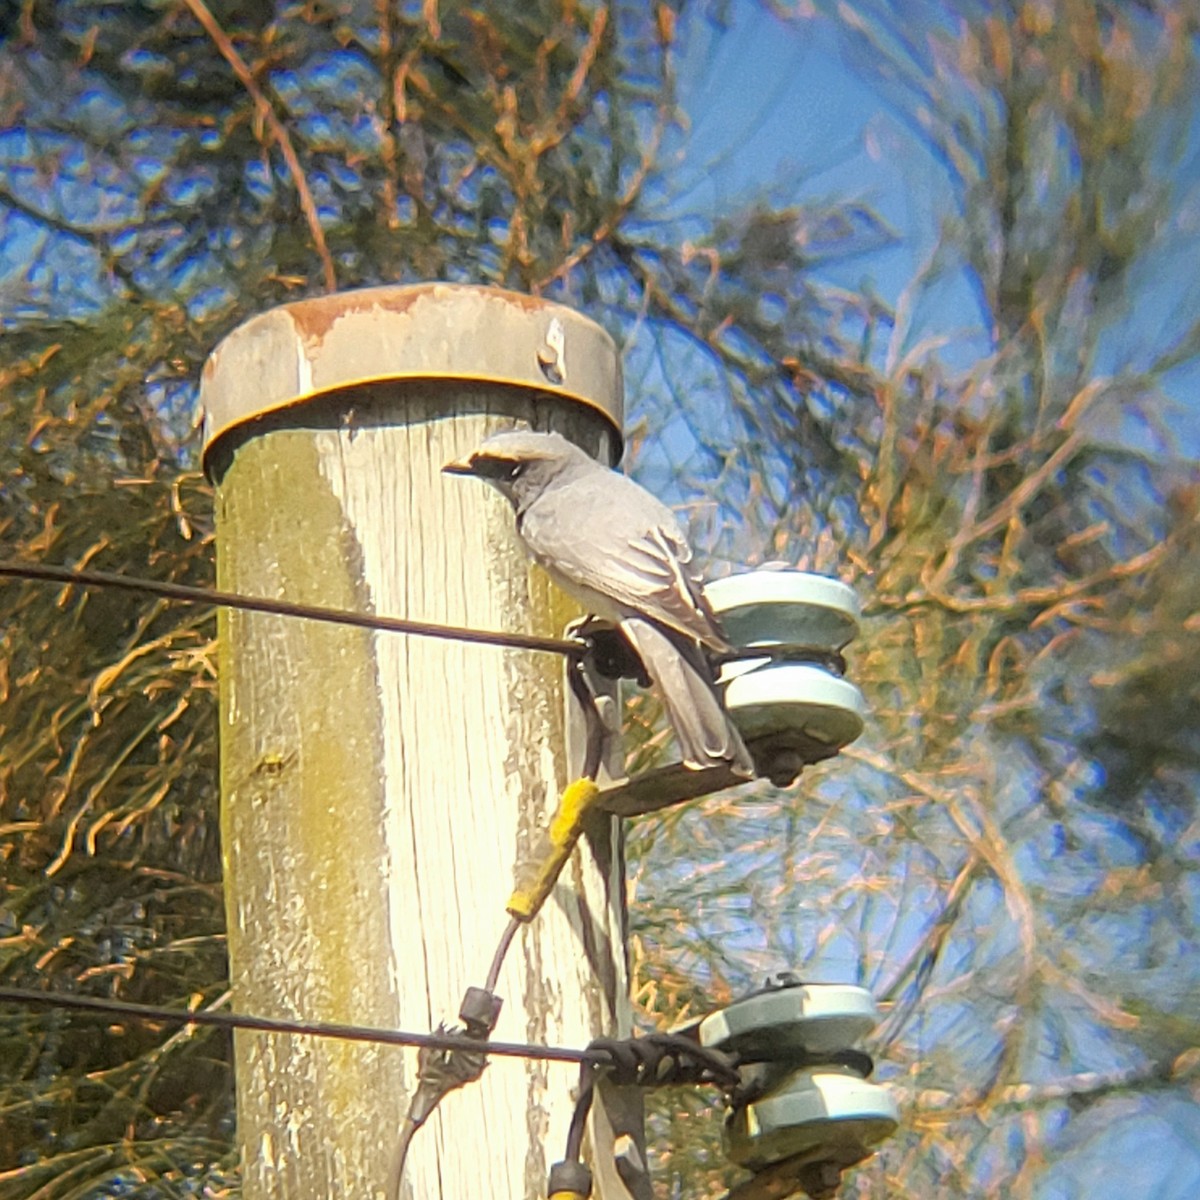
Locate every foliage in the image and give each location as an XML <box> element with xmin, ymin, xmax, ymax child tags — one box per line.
<box><xmin>0</xmin><ymin>0</ymin><xmax>1197</xmax><ymax>1198</ymax></box>
<box><xmin>631</xmin><ymin>1</ymin><xmax>1200</xmax><ymax>1196</ymax></box>
<box><xmin>0</xmin><ymin>316</ymin><xmax>229</xmax><ymax>1191</ymax></box>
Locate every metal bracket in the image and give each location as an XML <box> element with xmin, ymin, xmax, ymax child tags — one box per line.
<box><xmin>591</xmin><ymin>1081</ymin><xmax>652</xmax><ymax>1200</ymax></box>
<box><xmin>593</xmin><ymin>728</ymin><xmax>840</xmax><ymax>817</ymax></box>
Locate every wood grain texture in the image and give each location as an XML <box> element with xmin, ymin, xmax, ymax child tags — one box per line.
<box><xmin>217</xmin><ymin>384</ymin><xmax>628</xmax><ymax>1199</ymax></box>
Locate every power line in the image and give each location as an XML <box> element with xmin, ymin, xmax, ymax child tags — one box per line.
<box><xmin>0</xmin><ymin>560</ymin><xmax>583</xmax><ymax>658</ymax></box>
<box><xmin>0</xmin><ymin>985</ymin><xmax>604</xmax><ymax>1066</ymax></box>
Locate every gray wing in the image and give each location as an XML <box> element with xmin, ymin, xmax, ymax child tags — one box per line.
<box><xmin>518</xmin><ymin>469</ymin><xmax>730</xmax><ymax>651</ymax></box>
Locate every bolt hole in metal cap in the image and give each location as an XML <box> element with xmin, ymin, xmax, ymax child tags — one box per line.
<box><xmin>706</xmin><ymin>570</ymin><xmax>867</xmax><ymax>754</ymax></box>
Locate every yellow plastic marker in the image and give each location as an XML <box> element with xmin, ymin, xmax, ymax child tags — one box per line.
<box><xmin>507</xmin><ymin>778</ymin><xmax>601</xmax><ymax>922</ymax></box>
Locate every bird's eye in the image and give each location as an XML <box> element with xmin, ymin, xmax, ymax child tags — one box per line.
<box><xmin>475</xmin><ymin>457</ymin><xmax>524</xmax><ymax>482</ymax></box>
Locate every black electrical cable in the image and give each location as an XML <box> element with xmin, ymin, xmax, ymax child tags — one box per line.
<box><xmin>0</xmin><ymin>561</ymin><xmax>584</xmax><ymax>658</ymax></box>
<box><xmin>564</xmin><ymin>1069</ymin><xmax>595</xmax><ymax>1163</ymax></box>
<box><xmin>0</xmin><ymin>985</ymin><xmax>606</xmax><ymax>1066</ymax></box>
<box><xmin>558</xmin><ymin>1032</ymin><xmax>742</xmax><ymax>1173</ymax></box>
<box><xmin>485</xmin><ymin>916</ymin><xmax>521</xmax><ymax>993</ymax></box>
<box><xmin>384</xmin><ymin>924</ymin><xmax>517</xmax><ymax>1200</ymax></box>
<box><xmin>386</xmin><ymin>1120</ymin><xmax>420</xmax><ymax>1200</ymax></box>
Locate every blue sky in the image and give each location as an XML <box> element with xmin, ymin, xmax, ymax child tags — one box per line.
<box><xmin>669</xmin><ymin>10</ymin><xmax>927</xmax><ymax>298</ymax></box>
<box><xmin>666</xmin><ymin>8</ymin><xmax>981</xmax><ymax>344</ymax></box>
<box><xmin>663</xmin><ymin>4</ymin><xmax>1199</xmax><ymax>459</ymax></box>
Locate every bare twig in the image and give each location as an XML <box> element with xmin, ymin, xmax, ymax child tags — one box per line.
<box><xmin>181</xmin><ymin>0</ymin><xmax>337</xmax><ymax>292</ymax></box>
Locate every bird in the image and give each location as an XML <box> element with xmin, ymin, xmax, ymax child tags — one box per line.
<box><xmin>443</xmin><ymin>429</ymin><xmax>755</xmax><ymax>776</ymax></box>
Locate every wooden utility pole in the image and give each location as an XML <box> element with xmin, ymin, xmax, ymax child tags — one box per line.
<box><xmin>201</xmin><ymin>284</ymin><xmax>633</xmax><ymax>1199</ymax></box>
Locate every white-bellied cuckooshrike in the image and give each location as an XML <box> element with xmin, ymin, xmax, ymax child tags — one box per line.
<box><xmin>444</xmin><ymin>429</ymin><xmax>754</xmax><ymax>776</ymax></box>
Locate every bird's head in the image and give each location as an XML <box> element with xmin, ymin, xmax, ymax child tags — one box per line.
<box><xmin>443</xmin><ymin>429</ymin><xmax>591</xmax><ymax>509</ymax></box>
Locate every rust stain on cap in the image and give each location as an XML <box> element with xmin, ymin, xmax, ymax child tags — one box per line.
<box><xmin>281</xmin><ymin>283</ymin><xmax>435</xmax><ymax>345</ymax></box>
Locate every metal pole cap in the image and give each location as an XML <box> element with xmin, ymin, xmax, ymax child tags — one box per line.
<box><xmin>199</xmin><ymin>282</ymin><xmax>624</xmax><ymax>476</ymax></box>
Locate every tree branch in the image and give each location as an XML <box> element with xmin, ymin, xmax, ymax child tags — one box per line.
<box><xmin>181</xmin><ymin>0</ymin><xmax>337</xmax><ymax>293</ymax></box>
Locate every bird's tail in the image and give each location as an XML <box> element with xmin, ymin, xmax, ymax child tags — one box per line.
<box><xmin>619</xmin><ymin>617</ymin><xmax>755</xmax><ymax>777</ymax></box>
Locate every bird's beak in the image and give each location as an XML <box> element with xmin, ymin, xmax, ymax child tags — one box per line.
<box><xmin>442</xmin><ymin>453</ymin><xmax>477</xmax><ymax>476</ymax></box>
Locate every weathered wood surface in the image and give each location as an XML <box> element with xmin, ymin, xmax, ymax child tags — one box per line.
<box><xmin>216</xmin><ymin>382</ymin><xmax>629</xmax><ymax>1199</ymax></box>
